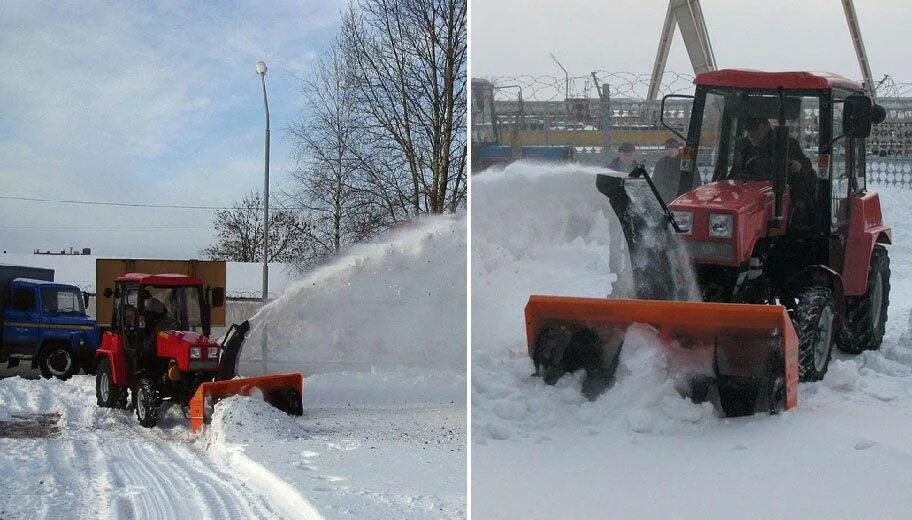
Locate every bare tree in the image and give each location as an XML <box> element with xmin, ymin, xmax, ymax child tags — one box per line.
<box><xmin>340</xmin><ymin>0</ymin><xmax>467</xmax><ymax>214</ymax></box>
<box><xmin>201</xmin><ymin>191</ymin><xmax>313</xmax><ymax>264</ymax></box>
<box><xmin>288</xmin><ymin>45</ymin><xmax>391</xmax><ymax>264</ymax></box>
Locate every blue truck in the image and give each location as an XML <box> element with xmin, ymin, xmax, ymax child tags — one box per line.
<box><xmin>0</xmin><ymin>264</ymin><xmax>99</xmax><ymax>379</ymax></box>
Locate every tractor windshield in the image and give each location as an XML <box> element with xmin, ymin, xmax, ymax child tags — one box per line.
<box><xmin>694</xmin><ymin>89</ymin><xmax>821</xmax><ymax>183</ymax></box>
<box><xmin>142</xmin><ymin>285</ymin><xmax>203</xmax><ymax>330</ymax></box>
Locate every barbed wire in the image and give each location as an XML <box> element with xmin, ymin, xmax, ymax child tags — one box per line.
<box><xmin>487</xmin><ymin>71</ymin><xmax>912</xmax><ymax>102</ymax></box>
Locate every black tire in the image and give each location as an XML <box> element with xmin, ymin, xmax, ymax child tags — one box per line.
<box><xmin>135</xmin><ymin>377</ymin><xmax>160</xmax><ymax>428</ymax></box>
<box><xmin>791</xmin><ymin>287</ymin><xmax>837</xmax><ymax>382</ymax></box>
<box><xmin>96</xmin><ymin>358</ymin><xmax>123</xmax><ymax>408</ymax></box>
<box><xmin>717</xmin><ymin>377</ymin><xmax>757</xmax><ymax>417</ymax></box>
<box><xmin>838</xmin><ymin>244</ymin><xmax>890</xmax><ymax>354</ymax></box>
<box><xmin>38</xmin><ymin>343</ymin><xmax>77</xmax><ymax>381</ymax></box>
<box><xmin>754</xmin><ymin>349</ymin><xmax>786</xmax><ymax>415</ymax></box>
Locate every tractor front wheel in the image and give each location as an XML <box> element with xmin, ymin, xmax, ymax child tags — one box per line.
<box><xmin>96</xmin><ymin>358</ymin><xmax>126</xmax><ymax>408</ymax></box>
<box><xmin>135</xmin><ymin>378</ymin><xmax>160</xmax><ymax>428</ymax></box>
<box><xmin>792</xmin><ymin>287</ymin><xmax>837</xmax><ymax>382</ymax></box>
<box><xmin>838</xmin><ymin>244</ymin><xmax>890</xmax><ymax>354</ymax></box>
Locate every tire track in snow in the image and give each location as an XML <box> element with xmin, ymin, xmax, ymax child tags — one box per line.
<box><xmin>0</xmin><ymin>376</ymin><xmax>297</xmax><ymax>519</ymax></box>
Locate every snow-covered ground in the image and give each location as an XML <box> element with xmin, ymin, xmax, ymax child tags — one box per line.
<box><xmin>472</xmin><ymin>161</ymin><xmax>912</xmax><ymax>518</ymax></box>
<box><xmin>0</xmin><ymin>216</ymin><xmax>466</xmax><ymax>519</ymax></box>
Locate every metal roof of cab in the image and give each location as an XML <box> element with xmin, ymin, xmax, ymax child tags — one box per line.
<box><xmin>115</xmin><ymin>273</ymin><xmax>204</xmax><ymax>286</ymax></box>
<box><xmin>12</xmin><ymin>278</ymin><xmax>74</xmax><ymax>288</ymax></box>
<box><xmin>695</xmin><ymin>69</ymin><xmax>865</xmax><ymax>91</ymax></box>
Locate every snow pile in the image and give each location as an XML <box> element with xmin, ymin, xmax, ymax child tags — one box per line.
<box><xmin>474</xmin><ymin>325</ymin><xmax>718</xmax><ymax>441</ymax></box>
<box><xmin>206</xmin><ymin>395</ymin><xmax>308</xmax><ymax>448</ymax></box>
<box><xmin>472</xmin><ymin>162</ymin><xmax>713</xmax><ymax>439</ymax></box>
<box><xmin>471</xmin><ymin>162</ymin><xmax>620</xmax><ymax>357</ymax></box>
<box><xmin>246</xmin><ymin>215</ymin><xmax>466</xmax><ymax>370</ymax></box>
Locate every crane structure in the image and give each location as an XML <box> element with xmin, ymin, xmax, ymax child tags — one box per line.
<box><xmin>646</xmin><ymin>0</ymin><xmax>877</xmax><ymax>101</ymax></box>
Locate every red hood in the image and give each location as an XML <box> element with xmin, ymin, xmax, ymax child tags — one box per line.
<box><xmin>671</xmin><ymin>180</ymin><xmax>775</xmax><ymax>214</ymax></box>
<box><xmin>160</xmin><ymin>330</ymin><xmax>218</xmax><ymax>347</ymax></box>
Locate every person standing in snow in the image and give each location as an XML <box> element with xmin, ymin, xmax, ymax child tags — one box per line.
<box><xmin>652</xmin><ymin>137</ymin><xmax>699</xmax><ymax>202</ymax></box>
<box><xmin>608</xmin><ymin>142</ymin><xmax>636</xmax><ymax>173</ymax></box>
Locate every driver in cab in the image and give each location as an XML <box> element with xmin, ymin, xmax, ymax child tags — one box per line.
<box><xmin>729</xmin><ymin>117</ymin><xmax>817</xmax><ymax>226</ymax></box>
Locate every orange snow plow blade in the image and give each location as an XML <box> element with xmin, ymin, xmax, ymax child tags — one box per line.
<box><xmin>525</xmin><ymin>296</ymin><xmax>798</xmax><ymax>416</ymax></box>
<box><xmin>189</xmin><ymin>373</ymin><xmax>304</xmax><ymax>431</ymax></box>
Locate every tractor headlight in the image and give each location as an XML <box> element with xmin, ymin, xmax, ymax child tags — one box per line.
<box><xmin>709</xmin><ymin>213</ymin><xmax>733</xmax><ymax>238</ymax></box>
<box><xmin>190</xmin><ymin>346</ymin><xmax>202</xmax><ymax>359</ymax></box>
<box><xmin>671</xmin><ymin>211</ymin><xmax>693</xmax><ymax>235</ymax></box>
<box><xmin>208</xmin><ymin>346</ymin><xmax>219</xmax><ymax>359</ymax></box>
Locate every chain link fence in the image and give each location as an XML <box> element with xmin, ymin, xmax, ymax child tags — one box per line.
<box><xmin>473</xmin><ymin>72</ymin><xmax>912</xmax><ymax>188</ymax></box>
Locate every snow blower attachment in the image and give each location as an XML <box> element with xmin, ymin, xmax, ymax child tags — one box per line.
<box><xmin>526</xmin><ymin>295</ymin><xmax>798</xmax><ymax>416</ymax></box>
<box><xmin>189</xmin><ymin>320</ymin><xmax>304</xmax><ymax>432</ymax></box>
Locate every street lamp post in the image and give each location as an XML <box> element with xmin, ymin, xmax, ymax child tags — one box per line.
<box><xmin>256</xmin><ymin>60</ymin><xmax>270</xmax><ymax>374</ymax></box>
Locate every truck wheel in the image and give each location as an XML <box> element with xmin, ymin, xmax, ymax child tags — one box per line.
<box><xmin>38</xmin><ymin>344</ymin><xmax>77</xmax><ymax>381</ymax></box>
<box><xmin>96</xmin><ymin>358</ymin><xmax>123</xmax><ymax>408</ymax></box>
<box><xmin>838</xmin><ymin>245</ymin><xmax>890</xmax><ymax>354</ymax></box>
<box><xmin>754</xmin><ymin>348</ymin><xmax>786</xmax><ymax>415</ymax></box>
<box><xmin>792</xmin><ymin>287</ymin><xmax>836</xmax><ymax>382</ymax></box>
<box><xmin>135</xmin><ymin>378</ymin><xmax>160</xmax><ymax>428</ymax></box>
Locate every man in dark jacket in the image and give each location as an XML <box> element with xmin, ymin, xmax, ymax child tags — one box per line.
<box><xmin>608</xmin><ymin>142</ymin><xmax>636</xmax><ymax>172</ymax></box>
<box><xmin>730</xmin><ymin>117</ymin><xmax>817</xmax><ymax>225</ymax></box>
<box><xmin>653</xmin><ymin>137</ymin><xmax>699</xmax><ymax>201</ymax></box>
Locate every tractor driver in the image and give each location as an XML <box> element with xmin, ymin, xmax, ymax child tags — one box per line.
<box><xmin>729</xmin><ymin>117</ymin><xmax>817</xmax><ymax>226</ymax></box>
<box><xmin>143</xmin><ymin>294</ymin><xmax>179</xmax><ymax>356</ymax></box>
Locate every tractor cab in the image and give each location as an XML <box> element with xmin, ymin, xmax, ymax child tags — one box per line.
<box><xmin>106</xmin><ymin>273</ymin><xmax>223</xmax><ymax>359</ymax></box>
<box><xmin>665</xmin><ymin>70</ymin><xmax>887</xmax><ymax>268</ymax></box>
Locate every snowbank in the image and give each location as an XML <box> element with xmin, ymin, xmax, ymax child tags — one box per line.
<box><xmin>246</xmin><ymin>215</ymin><xmax>466</xmax><ymax>371</ymax></box>
<box><xmin>471</xmin><ymin>162</ymin><xmax>620</xmax><ymax>358</ymax></box>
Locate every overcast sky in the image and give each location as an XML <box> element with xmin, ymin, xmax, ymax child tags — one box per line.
<box><xmin>0</xmin><ymin>0</ymin><xmax>341</xmax><ymax>257</ymax></box>
<box><xmin>472</xmin><ymin>0</ymin><xmax>911</xmax><ymax>93</ymax></box>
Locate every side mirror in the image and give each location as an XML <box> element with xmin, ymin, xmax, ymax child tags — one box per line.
<box><xmin>83</xmin><ymin>291</ymin><xmax>90</xmax><ymax>309</ymax></box>
<box><xmin>871</xmin><ymin>104</ymin><xmax>887</xmax><ymax>125</ymax></box>
<box><xmin>103</xmin><ymin>287</ymin><xmax>114</xmax><ymax>299</ymax></box>
<box><xmin>211</xmin><ymin>287</ymin><xmax>225</xmax><ymax>308</ymax></box>
<box><xmin>843</xmin><ymin>95</ymin><xmax>873</xmax><ymax>138</ymax></box>
<box><xmin>660</xmin><ymin>93</ymin><xmax>693</xmax><ymax>141</ymax></box>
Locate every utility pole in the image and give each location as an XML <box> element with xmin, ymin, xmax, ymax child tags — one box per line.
<box><xmin>256</xmin><ymin>60</ymin><xmax>270</xmax><ymax>375</ymax></box>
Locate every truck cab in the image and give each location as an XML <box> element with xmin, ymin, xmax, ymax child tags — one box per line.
<box><xmin>1</xmin><ymin>277</ymin><xmax>99</xmax><ymax>379</ymax></box>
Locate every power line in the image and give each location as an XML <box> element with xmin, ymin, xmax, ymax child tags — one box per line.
<box><xmin>0</xmin><ymin>195</ymin><xmax>298</xmax><ymax>211</ymax></box>
<box><xmin>0</xmin><ymin>225</ymin><xmax>211</xmax><ymax>230</ymax></box>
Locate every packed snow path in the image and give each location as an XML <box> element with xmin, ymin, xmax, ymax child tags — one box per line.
<box><xmin>0</xmin><ymin>376</ymin><xmax>300</xmax><ymax>520</ymax></box>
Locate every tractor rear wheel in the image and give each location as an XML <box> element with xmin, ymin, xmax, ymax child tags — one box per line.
<box><xmin>96</xmin><ymin>358</ymin><xmax>125</xmax><ymax>408</ymax></box>
<box><xmin>135</xmin><ymin>378</ymin><xmax>160</xmax><ymax>428</ymax></box>
<box><xmin>838</xmin><ymin>245</ymin><xmax>890</xmax><ymax>354</ymax></box>
<box><xmin>792</xmin><ymin>286</ymin><xmax>837</xmax><ymax>382</ymax></box>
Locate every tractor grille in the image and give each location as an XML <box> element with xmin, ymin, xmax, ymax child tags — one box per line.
<box><xmin>188</xmin><ymin>360</ymin><xmax>219</xmax><ymax>371</ymax></box>
<box><xmin>686</xmin><ymin>241</ymin><xmax>734</xmax><ymax>262</ymax></box>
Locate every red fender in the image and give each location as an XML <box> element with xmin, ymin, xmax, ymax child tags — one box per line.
<box><xmin>96</xmin><ymin>331</ymin><xmax>128</xmax><ymax>386</ymax></box>
<box><xmin>843</xmin><ymin>192</ymin><xmax>892</xmax><ymax>296</ymax></box>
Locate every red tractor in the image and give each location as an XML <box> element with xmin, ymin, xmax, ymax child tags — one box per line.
<box><xmin>527</xmin><ymin>70</ymin><xmax>890</xmax><ymax>416</ymax></box>
<box><xmin>94</xmin><ymin>273</ymin><xmax>302</xmax><ymax>428</ymax></box>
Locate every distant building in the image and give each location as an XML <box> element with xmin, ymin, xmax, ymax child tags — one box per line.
<box><xmin>33</xmin><ymin>247</ymin><xmax>92</xmax><ymax>256</ymax></box>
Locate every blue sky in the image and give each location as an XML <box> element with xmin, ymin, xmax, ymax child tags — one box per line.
<box><xmin>0</xmin><ymin>0</ymin><xmax>343</xmax><ymax>256</ymax></box>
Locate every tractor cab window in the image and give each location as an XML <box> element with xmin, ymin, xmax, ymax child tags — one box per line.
<box><xmin>141</xmin><ymin>285</ymin><xmax>203</xmax><ymax>332</ymax></box>
<box><xmin>695</xmin><ymin>89</ymin><xmax>820</xmax><ymax>184</ymax></box>
<box><xmin>831</xmin><ymin>100</ymin><xmax>852</xmax><ymax>228</ymax></box>
<box><xmin>122</xmin><ymin>286</ymin><xmax>139</xmax><ymax>329</ymax></box>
